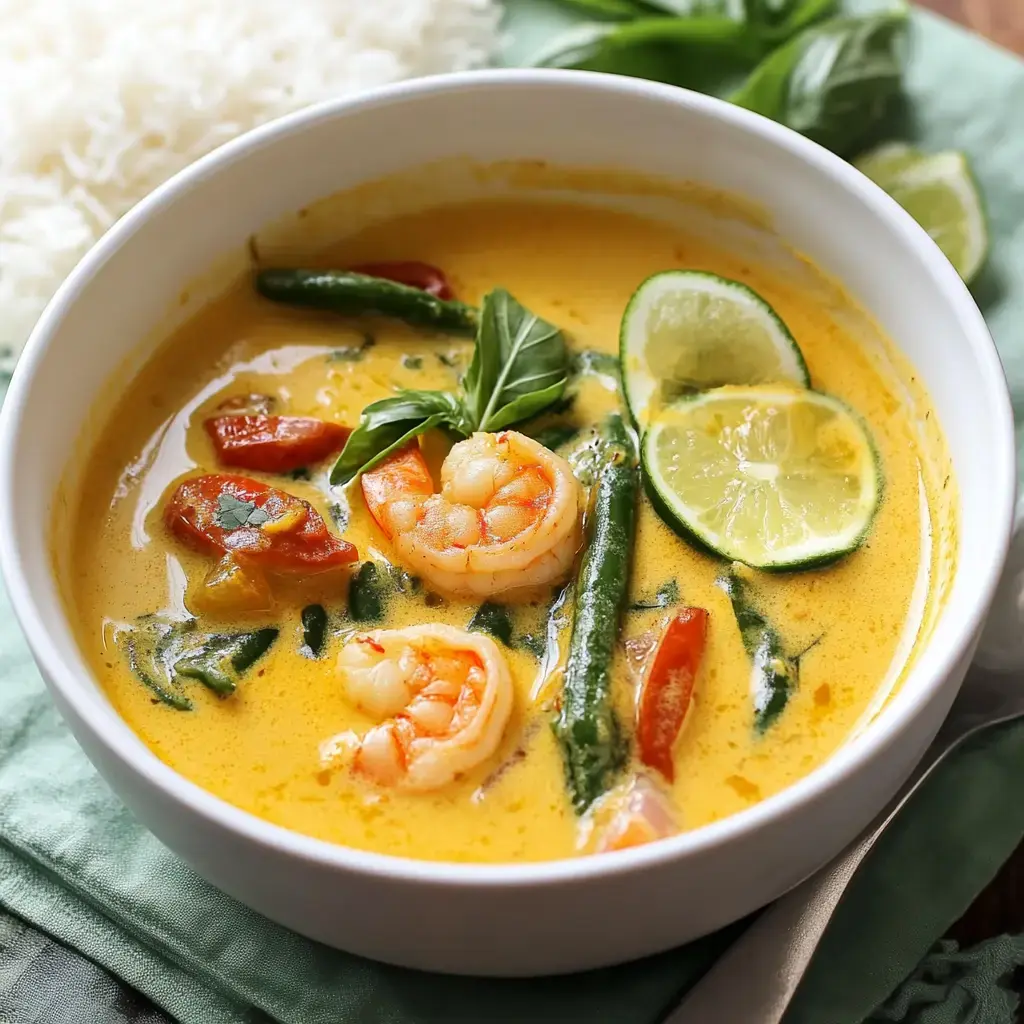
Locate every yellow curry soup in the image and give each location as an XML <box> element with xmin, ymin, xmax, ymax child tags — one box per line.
<box><xmin>66</xmin><ymin>196</ymin><xmax>944</xmax><ymax>863</ymax></box>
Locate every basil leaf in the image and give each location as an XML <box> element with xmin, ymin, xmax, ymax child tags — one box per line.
<box><xmin>464</xmin><ymin>289</ymin><xmax>569</xmax><ymax>433</ymax></box>
<box><xmin>300</xmin><ymin>604</ymin><xmax>328</xmax><ymax>659</ymax></box>
<box><xmin>469</xmin><ymin>602</ymin><xmax>515</xmax><ymax>647</ymax></box>
<box><xmin>329</xmin><ymin>390</ymin><xmax>472</xmax><ymax>486</ymax></box>
<box><xmin>117</xmin><ymin>618</ymin><xmax>278</xmax><ymax>707</ymax></box>
<box><xmin>557</xmin><ymin>0</ymin><xmax>649</xmax><ymax>16</ymax></box>
<box><xmin>752</xmin><ymin>0</ymin><xmax>839</xmax><ymax>39</ymax></box>
<box><xmin>173</xmin><ymin>628</ymin><xmax>279</xmax><ymax>696</ymax></box>
<box><xmin>531</xmin><ymin>16</ymin><xmax>761</xmax><ymax>95</ymax></box>
<box><xmin>731</xmin><ymin>11</ymin><xmax>907</xmax><ymax>157</ymax></box>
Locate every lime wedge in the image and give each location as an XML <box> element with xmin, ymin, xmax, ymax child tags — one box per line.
<box><xmin>643</xmin><ymin>386</ymin><xmax>881</xmax><ymax>570</ymax></box>
<box><xmin>855</xmin><ymin>144</ymin><xmax>988</xmax><ymax>284</ymax></box>
<box><xmin>620</xmin><ymin>271</ymin><xmax>810</xmax><ymax>431</ymax></box>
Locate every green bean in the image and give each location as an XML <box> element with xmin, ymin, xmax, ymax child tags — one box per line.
<box><xmin>553</xmin><ymin>413</ymin><xmax>638</xmax><ymax>812</ymax></box>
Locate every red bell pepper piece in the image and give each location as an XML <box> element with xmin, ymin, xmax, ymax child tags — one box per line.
<box><xmin>636</xmin><ymin>607</ymin><xmax>709</xmax><ymax>782</ymax></box>
<box><xmin>205</xmin><ymin>415</ymin><xmax>350</xmax><ymax>474</ymax></box>
<box><xmin>348</xmin><ymin>260</ymin><xmax>454</xmax><ymax>300</ymax></box>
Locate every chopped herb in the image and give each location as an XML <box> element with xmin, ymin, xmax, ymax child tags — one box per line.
<box><xmin>328</xmin><ymin>333</ymin><xmax>376</xmax><ymax>362</ymax></box>
<box><xmin>300</xmin><ymin>604</ymin><xmax>328</xmax><ymax>658</ymax></box>
<box><xmin>402</xmin><ymin>354</ymin><xmax>424</xmax><ymax>370</ymax></box>
<box><xmin>328</xmin><ymin>500</ymin><xmax>350</xmax><ymax>531</ymax></box>
<box><xmin>631</xmin><ymin>578</ymin><xmax>681</xmax><ymax>610</ymax></box>
<box><xmin>717</xmin><ymin>570</ymin><xmax>798</xmax><ymax>733</ymax></box>
<box><xmin>386</xmin><ymin>563</ymin><xmax>421</xmax><ymax>594</ymax></box>
<box><xmin>214</xmin><ymin>492</ymin><xmax>270</xmax><ymax>530</ymax></box>
<box><xmin>469</xmin><ymin>602</ymin><xmax>514</xmax><ymax>647</ymax></box>
<box><xmin>348</xmin><ymin>561</ymin><xmax>386</xmax><ymax>622</ymax></box>
<box><xmin>436</xmin><ymin>351</ymin><xmax>461</xmax><ymax>368</ymax></box>
<box><xmin>518</xmin><ymin>632</ymin><xmax>546</xmax><ymax>659</ymax></box>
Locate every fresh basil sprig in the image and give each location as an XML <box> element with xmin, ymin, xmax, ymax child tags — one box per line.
<box><xmin>329</xmin><ymin>390</ymin><xmax>472</xmax><ymax>486</ymax></box>
<box><xmin>329</xmin><ymin>290</ymin><xmax>568</xmax><ymax>486</ymax></box>
<box><xmin>533</xmin><ymin>0</ymin><xmax>841</xmax><ymax>85</ymax></box>
<box><xmin>730</xmin><ymin>10</ymin><xmax>908</xmax><ymax>156</ymax></box>
<box><xmin>463</xmin><ymin>289</ymin><xmax>568</xmax><ymax>432</ymax></box>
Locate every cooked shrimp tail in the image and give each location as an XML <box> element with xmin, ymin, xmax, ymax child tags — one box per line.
<box><xmin>322</xmin><ymin>624</ymin><xmax>514</xmax><ymax>792</ymax></box>
<box><xmin>360</xmin><ymin>431</ymin><xmax>582</xmax><ymax>599</ymax></box>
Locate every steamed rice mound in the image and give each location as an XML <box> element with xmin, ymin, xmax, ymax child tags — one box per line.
<box><xmin>0</xmin><ymin>0</ymin><xmax>501</xmax><ymax>369</ymax></box>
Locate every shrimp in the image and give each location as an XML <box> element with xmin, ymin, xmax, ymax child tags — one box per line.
<box><xmin>595</xmin><ymin>774</ymin><xmax>678</xmax><ymax>853</ymax></box>
<box><xmin>361</xmin><ymin>431</ymin><xmax>582</xmax><ymax>599</ymax></box>
<box><xmin>322</xmin><ymin>624</ymin><xmax>514</xmax><ymax>792</ymax></box>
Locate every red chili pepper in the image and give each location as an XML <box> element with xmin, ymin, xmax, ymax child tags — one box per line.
<box><xmin>205</xmin><ymin>415</ymin><xmax>350</xmax><ymax>474</ymax></box>
<box><xmin>165</xmin><ymin>474</ymin><xmax>357</xmax><ymax>573</ymax></box>
<box><xmin>348</xmin><ymin>260</ymin><xmax>454</xmax><ymax>300</ymax></box>
<box><xmin>636</xmin><ymin>607</ymin><xmax>709</xmax><ymax>782</ymax></box>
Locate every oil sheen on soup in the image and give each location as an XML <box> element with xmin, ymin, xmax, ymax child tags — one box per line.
<box><xmin>66</xmin><ymin>194</ymin><xmax>945</xmax><ymax>863</ymax></box>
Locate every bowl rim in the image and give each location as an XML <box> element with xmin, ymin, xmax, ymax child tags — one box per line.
<box><xmin>0</xmin><ymin>68</ymin><xmax>1015</xmax><ymax>887</ymax></box>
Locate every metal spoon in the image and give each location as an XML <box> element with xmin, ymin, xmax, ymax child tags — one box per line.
<box><xmin>664</xmin><ymin>666</ymin><xmax>1024</xmax><ymax>1024</ymax></box>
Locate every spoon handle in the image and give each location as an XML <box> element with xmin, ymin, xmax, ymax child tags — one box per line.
<box><xmin>663</xmin><ymin>818</ymin><xmax>885</xmax><ymax>1024</ymax></box>
<box><xmin>664</xmin><ymin>695</ymin><xmax>1021</xmax><ymax>1024</ymax></box>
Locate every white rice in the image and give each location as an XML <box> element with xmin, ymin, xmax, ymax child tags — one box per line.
<box><xmin>0</xmin><ymin>0</ymin><xmax>502</xmax><ymax>369</ymax></box>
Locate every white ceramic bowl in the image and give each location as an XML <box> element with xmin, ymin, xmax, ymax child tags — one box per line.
<box><xmin>0</xmin><ymin>71</ymin><xmax>1017</xmax><ymax>976</ymax></box>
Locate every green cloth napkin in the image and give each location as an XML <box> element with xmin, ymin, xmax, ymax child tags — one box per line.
<box><xmin>2</xmin><ymin>5</ymin><xmax>1024</xmax><ymax>1023</ymax></box>
<box><xmin>868</xmin><ymin>937</ymin><xmax>1024</xmax><ymax>1024</ymax></box>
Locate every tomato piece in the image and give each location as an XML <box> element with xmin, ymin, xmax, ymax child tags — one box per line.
<box><xmin>348</xmin><ymin>260</ymin><xmax>455</xmax><ymax>300</ymax></box>
<box><xmin>165</xmin><ymin>474</ymin><xmax>357</xmax><ymax>573</ymax></box>
<box><xmin>636</xmin><ymin>607</ymin><xmax>709</xmax><ymax>782</ymax></box>
<box><xmin>205</xmin><ymin>415</ymin><xmax>350</xmax><ymax>473</ymax></box>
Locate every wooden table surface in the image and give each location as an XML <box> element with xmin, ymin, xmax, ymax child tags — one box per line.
<box><xmin>919</xmin><ymin>0</ymin><xmax>1024</xmax><ymax>952</ymax></box>
<box><xmin>925</xmin><ymin>0</ymin><xmax>1024</xmax><ymax>52</ymax></box>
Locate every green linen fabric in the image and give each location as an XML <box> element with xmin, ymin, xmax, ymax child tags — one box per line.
<box><xmin>2</xmin><ymin>3</ymin><xmax>1024</xmax><ymax>1022</ymax></box>
<box><xmin>867</xmin><ymin>937</ymin><xmax>1024</xmax><ymax>1024</ymax></box>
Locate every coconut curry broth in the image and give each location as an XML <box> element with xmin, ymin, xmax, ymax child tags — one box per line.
<box><xmin>68</xmin><ymin>199</ymin><xmax>935</xmax><ymax>863</ymax></box>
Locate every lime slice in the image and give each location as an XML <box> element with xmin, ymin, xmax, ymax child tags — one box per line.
<box><xmin>620</xmin><ymin>271</ymin><xmax>810</xmax><ymax>431</ymax></box>
<box><xmin>643</xmin><ymin>385</ymin><xmax>881</xmax><ymax>570</ymax></box>
<box><xmin>855</xmin><ymin>145</ymin><xmax>988</xmax><ymax>284</ymax></box>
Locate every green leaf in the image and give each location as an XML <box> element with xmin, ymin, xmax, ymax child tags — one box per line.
<box><xmin>469</xmin><ymin>602</ymin><xmax>515</xmax><ymax>647</ymax></box>
<box><xmin>214</xmin><ymin>493</ymin><xmax>269</xmax><ymax>530</ymax></box>
<box><xmin>716</xmin><ymin>571</ymin><xmax>797</xmax><ymax>732</ymax></box>
<box><xmin>630</xmin><ymin>578</ymin><xmax>681</xmax><ymax>610</ymax></box>
<box><xmin>556</xmin><ymin>0</ymin><xmax>649</xmax><ymax>17</ymax></box>
<box><xmin>327</xmin><ymin>333</ymin><xmax>376</xmax><ymax>362</ymax></box>
<box><xmin>117</xmin><ymin>618</ymin><xmax>278</xmax><ymax>707</ymax></box>
<box><xmin>531</xmin><ymin>15</ymin><xmax>762</xmax><ymax>93</ymax></box>
<box><xmin>464</xmin><ymin>289</ymin><xmax>569</xmax><ymax>433</ymax></box>
<box><xmin>173</xmin><ymin>628</ymin><xmax>278</xmax><ymax>696</ymax></box>
<box><xmin>348</xmin><ymin>562</ymin><xmax>387</xmax><ymax>623</ymax></box>
<box><xmin>300</xmin><ymin>604</ymin><xmax>328</xmax><ymax>659</ymax></box>
<box><xmin>731</xmin><ymin>10</ymin><xmax>908</xmax><ymax>157</ymax></box>
<box><xmin>328</xmin><ymin>390</ymin><xmax>472</xmax><ymax>486</ymax></box>
<box><xmin>759</xmin><ymin>0</ymin><xmax>839</xmax><ymax>39</ymax></box>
